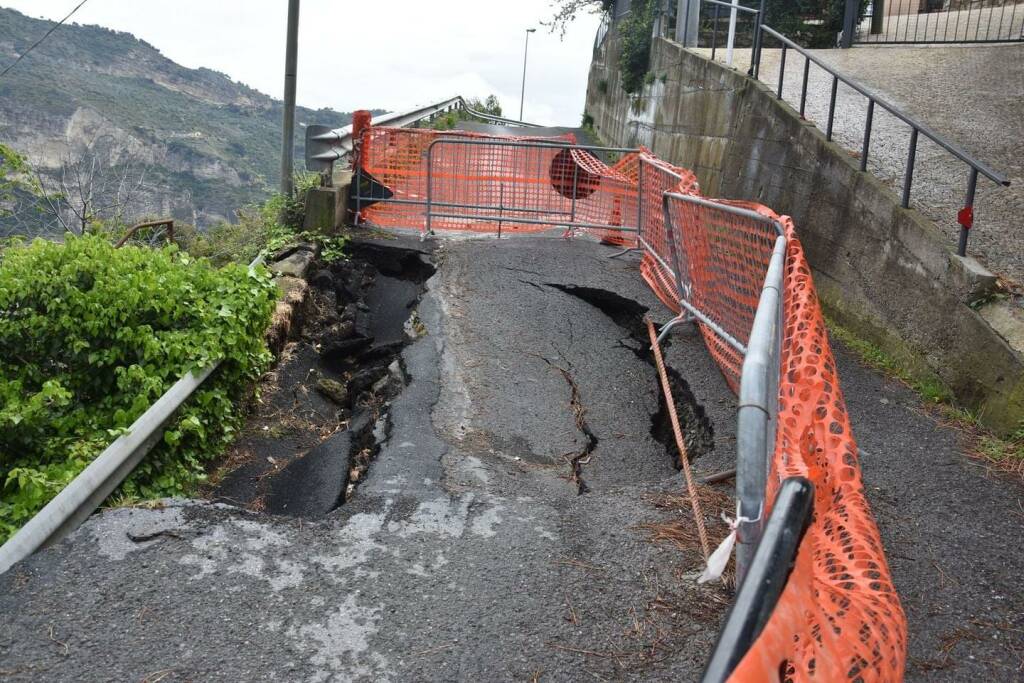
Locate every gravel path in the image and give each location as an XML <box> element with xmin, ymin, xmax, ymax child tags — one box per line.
<box><xmin>697</xmin><ymin>44</ymin><xmax>1024</xmax><ymax>284</ymax></box>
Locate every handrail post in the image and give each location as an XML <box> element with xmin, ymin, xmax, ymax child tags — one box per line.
<box><xmin>958</xmin><ymin>168</ymin><xmax>979</xmax><ymax>257</ymax></box>
<box><xmin>776</xmin><ymin>43</ymin><xmax>787</xmax><ymax>99</ymax></box>
<box><xmin>826</xmin><ymin>75</ymin><xmax>838</xmax><ymax>140</ymax></box>
<box><xmin>902</xmin><ymin>128</ymin><xmax>919</xmax><ymax>209</ymax></box>
<box><xmin>711</xmin><ymin>3</ymin><xmax>721</xmax><ymax>60</ymax></box>
<box><xmin>860</xmin><ymin>99</ymin><xmax>874</xmax><ymax>172</ymax></box>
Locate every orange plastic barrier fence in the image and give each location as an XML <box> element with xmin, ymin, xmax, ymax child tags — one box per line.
<box><xmin>352</xmin><ymin>124</ymin><xmax>906</xmax><ymax>681</ymax></box>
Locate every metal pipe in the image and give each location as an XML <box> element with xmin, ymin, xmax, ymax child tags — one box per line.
<box><xmin>725</xmin><ymin>0</ymin><xmax>739</xmax><ymax>66</ymax></box>
<box><xmin>711</xmin><ymin>3</ymin><xmax>721</xmax><ymax>60</ymax></box>
<box><xmin>860</xmin><ymin>99</ymin><xmax>874</xmax><ymax>172</ymax></box>
<box><xmin>735</xmin><ymin>234</ymin><xmax>787</xmax><ymax>581</ymax></box>
<box><xmin>279</xmin><ymin>0</ymin><xmax>300</xmax><ymax>197</ymax></box>
<box><xmin>426</xmin><ymin>212</ymin><xmax>639</xmax><ymax>233</ymax></box>
<box><xmin>777</xmin><ymin>43</ymin><xmax>786</xmax><ymax>100</ymax></box>
<box><xmin>902</xmin><ymin>128</ymin><xmax>918</xmax><ymax>209</ymax></box>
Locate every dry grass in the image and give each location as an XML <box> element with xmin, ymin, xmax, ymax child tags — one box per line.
<box><xmin>638</xmin><ymin>485</ymin><xmax>737</xmax><ymax>586</ymax></box>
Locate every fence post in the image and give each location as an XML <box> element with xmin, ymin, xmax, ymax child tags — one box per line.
<box><xmin>840</xmin><ymin>0</ymin><xmax>859</xmax><ymax>47</ymax></box>
<box><xmin>870</xmin><ymin>0</ymin><xmax>885</xmax><ymax>35</ymax></box>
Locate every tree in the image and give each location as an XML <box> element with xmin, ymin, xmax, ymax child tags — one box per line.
<box><xmin>34</xmin><ymin>133</ymin><xmax>149</xmax><ymax>236</ymax></box>
<box><xmin>545</xmin><ymin>0</ymin><xmax>612</xmax><ymax>37</ymax></box>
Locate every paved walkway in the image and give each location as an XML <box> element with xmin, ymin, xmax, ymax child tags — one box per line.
<box><xmin>698</xmin><ymin>44</ymin><xmax>1024</xmax><ymax>285</ymax></box>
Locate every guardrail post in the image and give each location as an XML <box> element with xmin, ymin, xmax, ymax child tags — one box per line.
<box><xmin>840</xmin><ymin>0</ymin><xmax>859</xmax><ymax>47</ymax></box>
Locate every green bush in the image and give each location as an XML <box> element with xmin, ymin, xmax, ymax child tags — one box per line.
<box><xmin>0</xmin><ymin>235</ymin><xmax>276</xmax><ymax>541</ymax></box>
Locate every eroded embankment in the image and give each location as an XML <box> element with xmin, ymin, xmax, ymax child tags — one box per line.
<box><xmin>208</xmin><ymin>241</ymin><xmax>435</xmax><ymax>516</ymax></box>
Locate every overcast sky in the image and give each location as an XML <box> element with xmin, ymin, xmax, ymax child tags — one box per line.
<box><xmin>1</xmin><ymin>0</ymin><xmax>602</xmax><ymax>126</ymax></box>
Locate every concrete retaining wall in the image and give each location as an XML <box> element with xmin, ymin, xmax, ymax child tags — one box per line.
<box><xmin>585</xmin><ymin>31</ymin><xmax>1024</xmax><ymax>433</ymax></box>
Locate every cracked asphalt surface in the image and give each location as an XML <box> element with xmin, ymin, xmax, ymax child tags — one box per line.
<box><xmin>1</xmin><ymin>233</ymin><xmax>1022</xmax><ymax>680</ymax></box>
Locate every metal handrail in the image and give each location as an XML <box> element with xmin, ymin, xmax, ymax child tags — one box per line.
<box><xmin>754</xmin><ymin>23</ymin><xmax>1009</xmax><ymax>256</ymax></box>
<box><xmin>758</xmin><ymin>26</ymin><xmax>1008</xmax><ymax>187</ymax></box>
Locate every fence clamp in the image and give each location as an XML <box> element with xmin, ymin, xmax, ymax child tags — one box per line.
<box><xmin>957</xmin><ymin>205</ymin><xmax>974</xmax><ymax>231</ymax></box>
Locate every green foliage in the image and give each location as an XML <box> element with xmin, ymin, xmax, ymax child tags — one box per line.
<box><xmin>0</xmin><ymin>235</ymin><xmax>276</xmax><ymax>541</ymax></box>
<box><xmin>618</xmin><ymin>0</ymin><xmax>657</xmax><ymax>94</ymax></box>
<box><xmin>429</xmin><ymin>95</ymin><xmax>505</xmax><ymax>130</ymax></box>
<box><xmin>183</xmin><ymin>172</ymin><xmax>336</xmax><ymax>266</ymax></box>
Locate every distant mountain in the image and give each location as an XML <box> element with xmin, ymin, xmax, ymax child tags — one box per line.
<box><xmin>0</xmin><ymin>7</ymin><xmax>384</xmax><ymax>233</ymax></box>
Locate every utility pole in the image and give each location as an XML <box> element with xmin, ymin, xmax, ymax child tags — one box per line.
<box><xmin>519</xmin><ymin>28</ymin><xmax>536</xmax><ymax>121</ymax></box>
<box><xmin>280</xmin><ymin>0</ymin><xmax>300</xmax><ymax>197</ymax></box>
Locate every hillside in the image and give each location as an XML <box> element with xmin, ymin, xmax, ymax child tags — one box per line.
<box><xmin>0</xmin><ymin>7</ymin><xmax>382</xmax><ymax>233</ymax></box>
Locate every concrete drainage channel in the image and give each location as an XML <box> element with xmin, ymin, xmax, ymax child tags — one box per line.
<box><xmin>209</xmin><ymin>240</ymin><xmax>435</xmax><ymax>518</ymax></box>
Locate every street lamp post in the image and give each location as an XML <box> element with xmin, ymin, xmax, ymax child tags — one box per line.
<box><xmin>519</xmin><ymin>28</ymin><xmax>536</xmax><ymax>121</ymax></box>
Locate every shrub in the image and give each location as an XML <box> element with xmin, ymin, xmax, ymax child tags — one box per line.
<box><xmin>618</xmin><ymin>0</ymin><xmax>657</xmax><ymax>94</ymax></box>
<box><xmin>0</xmin><ymin>235</ymin><xmax>276</xmax><ymax>541</ymax></box>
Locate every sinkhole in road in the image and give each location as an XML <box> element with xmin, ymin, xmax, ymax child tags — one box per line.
<box><xmin>546</xmin><ymin>283</ymin><xmax>716</xmax><ymax>468</ymax></box>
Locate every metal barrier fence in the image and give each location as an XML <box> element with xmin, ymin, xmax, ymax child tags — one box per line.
<box><xmin>352</xmin><ymin>122</ymin><xmax>907</xmax><ymax>681</ymax></box>
<box><xmin>854</xmin><ymin>0</ymin><xmax>1024</xmax><ymax>44</ymax></box>
<box><xmin>353</xmin><ymin>128</ymin><xmax>649</xmax><ymax>238</ymax></box>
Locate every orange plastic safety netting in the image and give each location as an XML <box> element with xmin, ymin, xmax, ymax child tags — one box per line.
<box><xmin>728</xmin><ymin>221</ymin><xmax>906</xmax><ymax>682</ymax></box>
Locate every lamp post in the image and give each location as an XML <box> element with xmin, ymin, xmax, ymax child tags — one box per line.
<box><xmin>519</xmin><ymin>28</ymin><xmax>536</xmax><ymax>121</ymax></box>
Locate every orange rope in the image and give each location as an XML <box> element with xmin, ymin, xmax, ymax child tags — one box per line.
<box><xmin>646</xmin><ymin>317</ymin><xmax>711</xmax><ymax>561</ymax></box>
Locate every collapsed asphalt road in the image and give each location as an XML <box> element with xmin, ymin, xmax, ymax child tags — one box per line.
<box><xmin>3</xmin><ymin>232</ymin><xmax>1021</xmax><ymax>681</ymax></box>
<box><xmin>0</xmin><ymin>234</ymin><xmax>738</xmax><ymax>681</ymax></box>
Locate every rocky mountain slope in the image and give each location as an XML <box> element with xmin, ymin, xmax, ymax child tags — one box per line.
<box><xmin>0</xmin><ymin>7</ymin><xmax>381</xmax><ymax>233</ymax></box>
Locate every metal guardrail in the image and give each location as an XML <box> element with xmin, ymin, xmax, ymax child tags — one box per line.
<box><xmin>0</xmin><ymin>255</ymin><xmax>266</xmax><ymax>575</ymax></box>
<box><xmin>700</xmin><ymin>476</ymin><xmax>815</xmax><ymax>682</ymax></box>
<box><xmin>305</xmin><ymin>95</ymin><xmax>542</xmax><ymax>175</ymax></box>
<box><xmin>752</xmin><ymin>23</ymin><xmax>1010</xmax><ymax>257</ymax></box>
